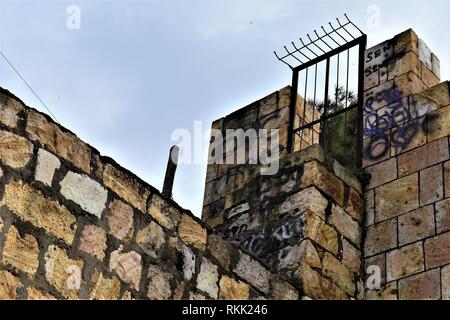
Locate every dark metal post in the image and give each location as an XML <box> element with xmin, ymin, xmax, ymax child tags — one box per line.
<box><xmin>162</xmin><ymin>145</ymin><xmax>179</xmax><ymax>199</ymax></box>
<box><xmin>287</xmin><ymin>70</ymin><xmax>299</xmax><ymax>153</ymax></box>
<box><xmin>356</xmin><ymin>35</ymin><xmax>367</xmax><ymax>167</ymax></box>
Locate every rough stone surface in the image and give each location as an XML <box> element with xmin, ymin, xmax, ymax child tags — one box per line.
<box><xmin>136</xmin><ymin>221</ymin><xmax>165</xmax><ymax>258</ymax></box>
<box><xmin>26</xmin><ymin>110</ymin><xmax>91</xmax><ymax>173</ymax></box>
<box><xmin>425</xmin><ymin>232</ymin><xmax>450</xmax><ymax>269</ymax></box>
<box><xmin>365</xmin><ymin>158</ymin><xmax>397</xmax><ymax>190</ymax></box>
<box><xmin>278</xmin><ymin>240</ymin><xmax>321</xmax><ymax>270</ymax></box>
<box><xmin>196</xmin><ymin>257</ymin><xmax>219</xmax><ymax>299</ymax></box>
<box><xmin>44</xmin><ymin>245</ymin><xmax>84</xmax><ymax>299</ymax></box>
<box><xmin>436</xmin><ymin>198</ymin><xmax>450</xmax><ymax>233</ymax></box>
<box><xmin>365</xmin><ymin>282</ymin><xmax>398</xmax><ymax>300</ymax></box>
<box><xmin>345</xmin><ymin>188</ymin><xmax>364</xmax><ymax>223</ymax></box>
<box><xmin>398</xmin><ymin>269</ymin><xmax>440</xmax><ymax>300</ymax></box>
<box><xmin>1</xmin><ymin>180</ymin><xmax>77</xmax><ymax>245</ymax></box>
<box><xmin>322</xmin><ymin>252</ymin><xmax>355</xmax><ymax>296</ymax></box>
<box><xmin>35</xmin><ymin>149</ymin><xmax>61</xmax><ymax>186</ymax></box>
<box><xmin>78</xmin><ymin>224</ymin><xmax>107</xmax><ymax>260</ymax></box>
<box><xmin>398</xmin><ymin>206</ymin><xmax>435</xmax><ymax>245</ymax></box>
<box><xmin>386</xmin><ymin>242</ymin><xmax>424</xmax><ymax>281</ymax></box>
<box><xmin>60</xmin><ymin>171</ymin><xmax>107</xmax><ymax>218</ymax></box>
<box><xmin>295</xmin><ymin>265</ymin><xmax>347</xmax><ymax>300</ymax></box>
<box><xmin>109</xmin><ymin>248</ymin><xmax>142</xmax><ymax>291</ymax></box>
<box><xmin>302</xmin><ymin>211</ymin><xmax>339</xmax><ymax>255</ymax></box>
<box><xmin>365</xmin><ymin>219</ymin><xmax>397</xmax><ymax>257</ymax></box>
<box><xmin>27</xmin><ymin>287</ymin><xmax>56</xmax><ymax>300</ymax></box>
<box><xmin>441</xmin><ymin>264</ymin><xmax>450</xmax><ymax>300</ymax></box>
<box><xmin>180</xmin><ymin>244</ymin><xmax>195</xmax><ymax>281</ymax></box>
<box><xmin>147</xmin><ymin>194</ymin><xmax>181</xmax><ymax>231</ymax></box>
<box><xmin>0</xmin><ymin>96</ymin><xmax>22</xmax><ymax>128</ymax></box>
<box><xmin>419</xmin><ymin>164</ymin><xmax>443</xmax><ymax>206</ymax></box>
<box><xmin>270</xmin><ymin>279</ymin><xmax>299</xmax><ymax>300</ymax></box>
<box><xmin>329</xmin><ymin>205</ymin><xmax>361</xmax><ymax>246</ymax></box>
<box><xmin>2</xmin><ymin>225</ymin><xmax>39</xmax><ymax>276</ymax></box>
<box><xmin>147</xmin><ymin>265</ymin><xmax>173</xmax><ymax>300</ymax></box>
<box><xmin>342</xmin><ymin>239</ymin><xmax>362</xmax><ymax>274</ymax></box>
<box><xmin>178</xmin><ymin>214</ymin><xmax>207</xmax><ymax>250</ymax></box>
<box><xmin>90</xmin><ymin>271</ymin><xmax>121</xmax><ymax>300</ymax></box>
<box><xmin>207</xmin><ymin>234</ymin><xmax>233</xmax><ymax>270</ymax></box>
<box><xmin>0</xmin><ymin>130</ymin><xmax>33</xmax><ymax>168</ymax></box>
<box><xmin>234</xmin><ymin>253</ymin><xmax>270</xmax><ymax>294</ymax></box>
<box><xmin>375</xmin><ymin>173</ymin><xmax>419</xmax><ymax>222</ymax></box>
<box><xmin>107</xmin><ymin>199</ymin><xmax>134</xmax><ymax>242</ymax></box>
<box><xmin>279</xmin><ymin>187</ymin><xmax>327</xmax><ymax>218</ymax></box>
<box><xmin>103</xmin><ymin>164</ymin><xmax>150</xmax><ymax>213</ymax></box>
<box><xmin>0</xmin><ymin>270</ymin><xmax>21</xmax><ymax>299</ymax></box>
<box><xmin>219</xmin><ymin>275</ymin><xmax>250</xmax><ymax>300</ymax></box>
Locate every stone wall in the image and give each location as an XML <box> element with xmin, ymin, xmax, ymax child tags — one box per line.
<box><xmin>362</xmin><ymin>29</ymin><xmax>450</xmax><ymax>299</ymax></box>
<box><xmin>0</xmin><ymin>87</ymin><xmax>300</xmax><ymax>300</ymax></box>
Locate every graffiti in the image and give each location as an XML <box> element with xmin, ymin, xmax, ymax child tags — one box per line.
<box><xmin>364</xmin><ymin>41</ymin><xmax>394</xmax><ymax>78</ymax></box>
<box><xmin>363</xmin><ymin>86</ymin><xmax>439</xmax><ymax>160</ymax></box>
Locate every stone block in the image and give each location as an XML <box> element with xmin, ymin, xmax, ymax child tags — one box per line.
<box><xmin>1</xmin><ymin>180</ymin><xmax>77</xmax><ymax>245</ymax></box>
<box><xmin>364</xmin><ymin>158</ymin><xmax>397</xmax><ymax>190</ymax></box>
<box><xmin>26</xmin><ymin>287</ymin><xmax>56</xmax><ymax>300</ymax></box>
<box><xmin>136</xmin><ymin>221</ymin><xmax>165</xmax><ymax>259</ymax></box>
<box><xmin>90</xmin><ymin>271</ymin><xmax>121</xmax><ymax>300</ymax></box>
<box><xmin>436</xmin><ymin>198</ymin><xmax>450</xmax><ymax>233</ymax></box>
<box><xmin>207</xmin><ymin>234</ymin><xmax>233</xmax><ymax>270</ymax></box>
<box><xmin>0</xmin><ymin>95</ymin><xmax>23</xmax><ymax>129</ymax></box>
<box><xmin>233</xmin><ymin>253</ymin><xmax>270</xmax><ymax>294</ymax></box>
<box><xmin>342</xmin><ymin>239</ymin><xmax>362</xmax><ymax>274</ymax></box>
<box><xmin>302</xmin><ymin>211</ymin><xmax>339</xmax><ymax>255</ymax></box>
<box><xmin>425</xmin><ymin>232</ymin><xmax>450</xmax><ymax>269</ymax></box>
<box><xmin>109</xmin><ymin>247</ymin><xmax>142</xmax><ymax>291</ymax></box>
<box><xmin>0</xmin><ymin>130</ymin><xmax>33</xmax><ymax>169</ymax></box>
<box><xmin>60</xmin><ymin>171</ymin><xmax>108</xmax><ymax>218</ymax></box>
<box><xmin>2</xmin><ymin>225</ymin><xmax>39</xmax><ymax>276</ymax></box>
<box><xmin>295</xmin><ymin>265</ymin><xmax>347</xmax><ymax>300</ymax></box>
<box><xmin>107</xmin><ymin>199</ymin><xmax>134</xmax><ymax>242</ymax></box>
<box><xmin>398</xmin><ymin>205</ymin><xmax>435</xmax><ymax>245</ymax></box>
<box><xmin>218</xmin><ymin>275</ymin><xmax>250</xmax><ymax>300</ymax></box>
<box><xmin>365</xmin><ymin>190</ymin><xmax>375</xmax><ymax>227</ymax></box>
<box><xmin>441</xmin><ymin>264</ymin><xmax>450</xmax><ymax>300</ymax></box>
<box><xmin>26</xmin><ymin>110</ymin><xmax>91</xmax><ymax>173</ymax></box>
<box><xmin>78</xmin><ymin>224</ymin><xmax>107</xmax><ymax>260</ymax></box>
<box><xmin>196</xmin><ymin>257</ymin><xmax>219</xmax><ymax>299</ymax></box>
<box><xmin>419</xmin><ymin>164</ymin><xmax>443</xmax><ymax>206</ymax></box>
<box><xmin>427</xmin><ymin>105</ymin><xmax>450</xmax><ymax>142</ymax></box>
<box><xmin>279</xmin><ymin>187</ymin><xmax>327</xmax><ymax>219</ymax></box>
<box><xmin>345</xmin><ymin>187</ymin><xmax>364</xmax><ymax>223</ymax></box>
<box><xmin>322</xmin><ymin>252</ymin><xmax>355</xmax><ymax>296</ymax></box>
<box><xmin>365</xmin><ymin>282</ymin><xmax>398</xmax><ymax>300</ymax></box>
<box><xmin>364</xmin><ymin>219</ymin><xmax>397</xmax><ymax>257</ymax></box>
<box><xmin>398</xmin><ymin>269</ymin><xmax>440</xmax><ymax>299</ymax></box>
<box><xmin>35</xmin><ymin>149</ymin><xmax>60</xmax><ymax>186</ymax></box>
<box><xmin>147</xmin><ymin>194</ymin><xmax>181</xmax><ymax>231</ymax></box>
<box><xmin>388</xmin><ymin>51</ymin><xmax>421</xmax><ymax>80</ymax></box>
<box><xmin>329</xmin><ymin>205</ymin><xmax>361</xmax><ymax>246</ymax></box>
<box><xmin>375</xmin><ymin>173</ymin><xmax>419</xmax><ymax>222</ymax></box>
<box><xmin>147</xmin><ymin>265</ymin><xmax>173</xmax><ymax>300</ymax></box>
<box><xmin>278</xmin><ymin>240</ymin><xmax>321</xmax><ymax>270</ymax></box>
<box><xmin>386</xmin><ymin>242</ymin><xmax>424</xmax><ymax>281</ymax></box>
<box><xmin>0</xmin><ymin>270</ymin><xmax>21</xmax><ymax>299</ymax></box>
<box><xmin>178</xmin><ymin>214</ymin><xmax>207</xmax><ymax>251</ymax></box>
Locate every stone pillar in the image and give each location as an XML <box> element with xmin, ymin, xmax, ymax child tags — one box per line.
<box><xmin>362</xmin><ymin>29</ymin><xmax>450</xmax><ymax>300</ymax></box>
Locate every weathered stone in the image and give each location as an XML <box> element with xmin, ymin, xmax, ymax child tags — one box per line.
<box><xmin>398</xmin><ymin>137</ymin><xmax>448</xmax><ymax>177</ymax></box>
<box><xmin>234</xmin><ymin>253</ymin><xmax>270</xmax><ymax>294</ymax></box>
<box><xmin>0</xmin><ymin>214</ymin><xmax>4</xmax><ymax>233</ymax></box>
<box><xmin>393</xmin><ymin>71</ymin><xmax>427</xmax><ymax>104</ymax></box>
<box><xmin>90</xmin><ymin>271</ymin><xmax>121</xmax><ymax>300</ymax></box>
<box><xmin>329</xmin><ymin>205</ymin><xmax>361</xmax><ymax>246</ymax></box>
<box><xmin>441</xmin><ymin>264</ymin><xmax>450</xmax><ymax>300</ymax></box>
<box><xmin>419</xmin><ymin>164</ymin><xmax>443</xmax><ymax>206</ymax></box>
<box><xmin>365</xmin><ymin>190</ymin><xmax>375</xmax><ymax>227</ymax></box>
<box><xmin>436</xmin><ymin>198</ymin><xmax>450</xmax><ymax>233</ymax></box>
<box><xmin>445</xmin><ymin>160</ymin><xmax>450</xmax><ymax>198</ymax></box>
<box><xmin>428</xmin><ymin>105</ymin><xmax>450</xmax><ymax>142</ymax></box>
<box><xmin>302</xmin><ymin>211</ymin><xmax>339</xmax><ymax>255</ymax></box>
<box><xmin>78</xmin><ymin>224</ymin><xmax>107</xmax><ymax>260</ymax></box>
<box><xmin>147</xmin><ymin>194</ymin><xmax>181</xmax><ymax>231</ymax></box>
<box><xmin>342</xmin><ymin>239</ymin><xmax>361</xmax><ymax>274</ymax></box>
<box><xmin>295</xmin><ymin>265</ymin><xmax>347</xmax><ymax>300</ymax></box>
<box><xmin>278</xmin><ymin>240</ymin><xmax>321</xmax><ymax>270</ymax></box>
<box><xmin>178</xmin><ymin>214</ymin><xmax>207</xmax><ymax>251</ymax></box>
<box><xmin>345</xmin><ymin>188</ymin><xmax>364</xmax><ymax>223</ymax></box>
<box><xmin>26</xmin><ymin>110</ymin><xmax>91</xmax><ymax>173</ymax></box>
<box><xmin>425</xmin><ymin>232</ymin><xmax>450</xmax><ymax>269</ymax></box>
<box><xmin>279</xmin><ymin>187</ymin><xmax>327</xmax><ymax>219</ymax></box>
<box><xmin>270</xmin><ymin>279</ymin><xmax>299</xmax><ymax>300</ymax></box>
<box><xmin>322</xmin><ymin>252</ymin><xmax>355</xmax><ymax>296</ymax></box>
<box><xmin>394</xmin><ymin>29</ymin><xmax>418</xmax><ymax>55</ymax></box>
<box><xmin>0</xmin><ymin>270</ymin><xmax>20</xmax><ymax>299</ymax></box>
<box><xmin>375</xmin><ymin>173</ymin><xmax>419</xmax><ymax>222</ymax></box>
<box><xmin>218</xmin><ymin>275</ymin><xmax>250</xmax><ymax>300</ymax></box>
<box><xmin>180</xmin><ymin>243</ymin><xmax>195</xmax><ymax>281</ymax></box>
<box><xmin>299</xmin><ymin>161</ymin><xmax>345</xmax><ymax>206</ymax></box>
<box><xmin>103</xmin><ymin>163</ymin><xmax>150</xmax><ymax>213</ymax></box>
<box><xmin>259</xmin><ymin>91</ymin><xmax>278</xmax><ymax>118</ymax></box>
<box><xmin>227</xmin><ymin>203</ymin><xmax>250</xmax><ymax>219</ymax></box>
<box><xmin>0</xmin><ymin>95</ymin><xmax>23</xmax><ymax>128</ymax></box>
<box><xmin>136</xmin><ymin>221</ymin><xmax>165</xmax><ymax>258</ymax></box>
<box><xmin>365</xmin><ymin>282</ymin><xmax>398</xmax><ymax>300</ymax></box>
<box><xmin>207</xmin><ymin>234</ymin><xmax>233</xmax><ymax>270</ymax></box>
<box><xmin>388</xmin><ymin>51</ymin><xmax>421</xmax><ymax>80</ymax></box>
<box><xmin>34</xmin><ymin>149</ymin><xmax>60</xmax><ymax>186</ymax></box>
<box><xmin>27</xmin><ymin>287</ymin><xmax>56</xmax><ymax>300</ymax></box>
<box><xmin>364</xmin><ymin>219</ymin><xmax>397</xmax><ymax>257</ymax></box>
<box><xmin>332</xmin><ymin>160</ymin><xmax>363</xmax><ymax>195</ymax></box>
<box><xmin>0</xmin><ymin>180</ymin><xmax>77</xmax><ymax>245</ymax></box>
<box><xmin>398</xmin><ymin>269</ymin><xmax>440</xmax><ymax>299</ymax></box>
<box><xmin>173</xmin><ymin>282</ymin><xmax>185</xmax><ymax>300</ymax></box>
<box><xmin>2</xmin><ymin>225</ymin><xmax>39</xmax><ymax>276</ymax></box>
<box><xmin>107</xmin><ymin>199</ymin><xmax>134</xmax><ymax>242</ymax></box>
<box><xmin>365</xmin><ymin>158</ymin><xmax>397</xmax><ymax>190</ymax></box>
<box><xmin>60</xmin><ymin>171</ymin><xmax>107</xmax><ymax>218</ymax></box>
<box><xmin>197</xmin><ymin>257</ymin><xmax>219</xmax><ymax>299</ymax></box>
<box><xmin>398</xmin><ymin>205</ymin><xmax>435</xmax><ymax>245</ymax></box>
<box><xmin>0</xmin><ymin>130</ymin><xmax>33</xmax><ymax>168</ymax></box>
<box><xmin>147</xmin><ymin>265</ymin><xmax>172</xmax><ymax>300</ymax></box>
<box><xmin>44</xmin><ymin>245</ymin><xmax>84</xmax><ymax>299</ymax></box>
<box><xmin>386</xmin><ymin>242</ymin><xmax>424</xmax><ymax>281</ymax></box>
<box><xmin>421</xmin><ymin>61</ymin><xmax>440</xmax><ymax>88</ymax></box>
<box><xmin>109</xmin><ymin>247</ymin><xmax>142</xmax><ymax>291</ymax></box>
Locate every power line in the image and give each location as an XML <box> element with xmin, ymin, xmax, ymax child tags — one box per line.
<box><xmin>0</xmin><ymin>49</ymin><xmax>59</xmax><ymax>123</ymax></box>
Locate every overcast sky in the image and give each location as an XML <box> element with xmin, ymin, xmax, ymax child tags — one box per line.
<box><xmin>1</xmin><ymin>0</ymin><xmax>449</xmax><ymax>216</ymax></box>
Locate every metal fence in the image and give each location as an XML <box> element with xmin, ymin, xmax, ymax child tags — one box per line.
<box><xmin>274</xmin><ymin>14</ymin><xmax>367</xmax><ymax>170</ymax></box>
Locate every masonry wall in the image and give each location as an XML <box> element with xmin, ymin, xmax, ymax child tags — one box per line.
<box><xmin>0</xmin><ymin>87</ymin><xmax>302</xmax><ymax>300</ymax></box>
<box><xmin>362</xmin><ymin>29</ymin><xmax>450</xmax><ymax>299</ymax></box>
<box><xmin>202</xmin><ymin>88</ymin><xmax>365</xmax><ymax>299</ymax></box>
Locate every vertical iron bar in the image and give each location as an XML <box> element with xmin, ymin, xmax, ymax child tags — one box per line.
<box><xmin>287</xmin><ymin>70</ymin><xmax>299</xmax><ymax>153</ymax></box>
<box><xmin>300</xmin><ymin>68</ymin><xmax>309</xmax><ymax>150</ymax></box>
<box><xmin>356</xmin><ymin>35</ymin><xmax>367</xmax><ymax>167</ymax></box>
<box><xmin>323</xmin><ymin>57</ymin><xmax>330</xmax><ymax>149</ymax></box>
<box><xmin>344</xmin><ymin>49</ymin><xmax>350</xmax><ymax>143</ymax></box>
<box><xmin>162</xmin><ymin>145</ymin><xmax>179</xmax><ymax>199</ymax></box>
<box><xmin>313</xmin><ymin>63</ymin><xmax>318</xmax><ymax>145</ymax></box>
